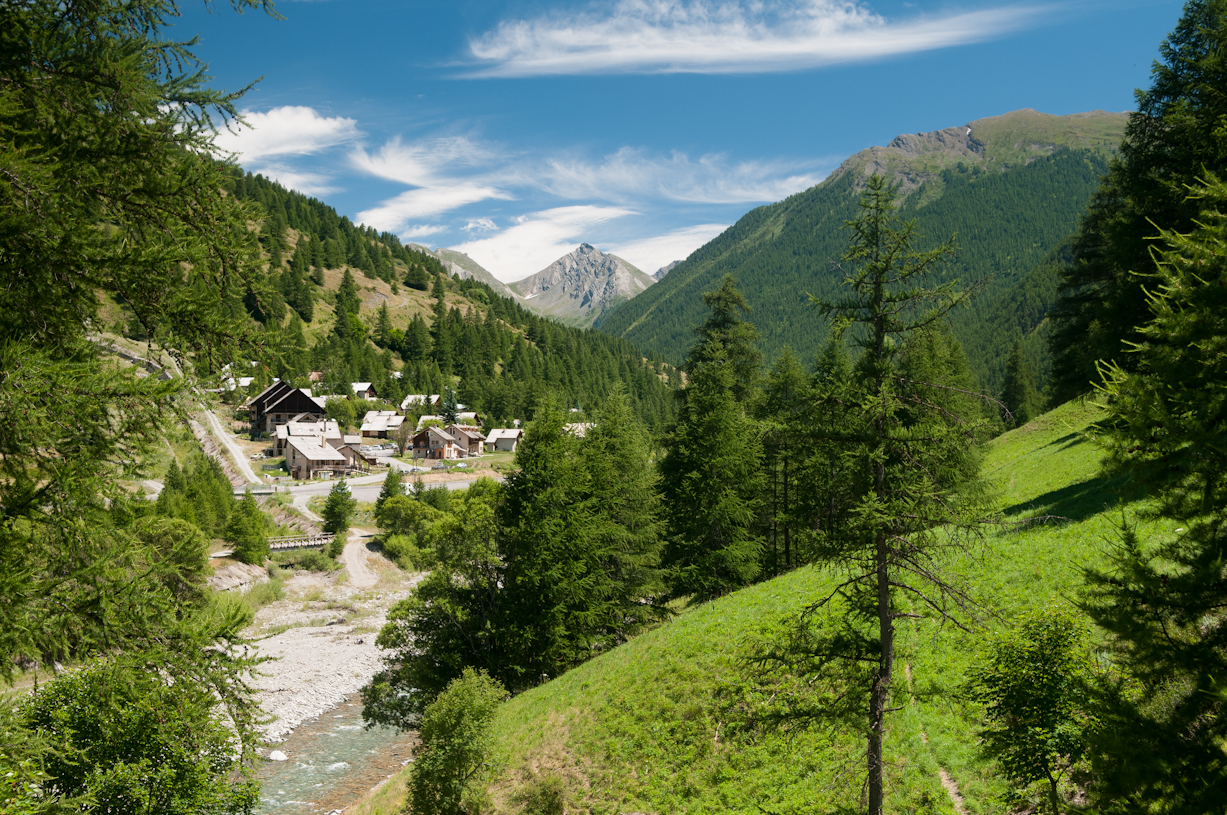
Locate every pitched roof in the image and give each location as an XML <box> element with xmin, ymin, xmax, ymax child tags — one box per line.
<box><xmin>285</xmin><ymin>436</ymin><xmax>346</xmax><ymax>462</ymax></box>
<box><xmin>486</xmin><ymin>428</ymin><xmax>523</xmax><ymax>442</ymax></box>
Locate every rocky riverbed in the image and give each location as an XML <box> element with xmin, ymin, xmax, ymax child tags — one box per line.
<box><xmin>244</xmin><ymin>542</ymin><xmax>423</xmax><ymax>743</ymax></box>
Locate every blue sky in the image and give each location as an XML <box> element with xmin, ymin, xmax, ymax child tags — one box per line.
<box><xmin>187</xmin><ymin>0</ymin><xmax>1183</xmax><ymax>281</ymax></box>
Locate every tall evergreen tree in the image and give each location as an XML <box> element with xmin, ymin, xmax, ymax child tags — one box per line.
<box><xmin>659</xmin><ymin>341</ymin><xmax>764</xmax><ymax>602</ymax></box>
<box><xmin>756</xmin><ymin>347</ymin><xmax>809</xmax><ymax>574</ymax></box>
<box><xmin>1001</xmin><ymin>339</ymin><xmax>1041</xmax><ymax>426</ymax></box>
<box><xmin>1049</xmin><ymin>0</ymin><xmax>1227</xmax><ymax>401</ymax></box>
<box><xmin>685</xmin><ymin>274</ymin><xmax>762</xmax><ymax>403</ymax></box>
<box><xmin>1083</xmin><ymin>176</ymin><xmax>1227</xmax><ymax>813</ymax></box>
<box><xmin>811</xmin><ymin>175</ymin><xmax>989</xmax><ymax>815</ymax></box>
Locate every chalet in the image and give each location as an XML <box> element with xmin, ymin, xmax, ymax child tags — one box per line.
<box><xmin>247</xmin><ymin>382</ymin><xmax>327</xmax><ymax>435</ymax></box>
<box><xmin>284</xmin><ymin>436</ymin><xmax>347</xmax><ymax>480</ymax></box>
<box><xmin>412</xmin><ymin>426</ymin><xmax>460</xmax><ymax>460</ymax></box>
<box><xmin>273</xmin><ymin>417</ymin><xmax>341</xmax><ymax>457</ymax></box>
<box><xmin>446</xmin><ymin>425</ymin><xmax>486</xmax><ymax>457</ymax></box>
<box><xmin>351</xmin><ymin>382</ymin><xmax>378</xmax><ymax>400</ymax></box>
<box><xmin>361</xmin><ymin>410</ymin><xmax>405</xmax><ymax>438</ymax></box>
<box><xmin>335</xmin><ymin>442</ymin><xmax>377</xmax><ymax>471</ymax></box>
<box><xmin>484</xmin><ymin>428</ymin><xmax>523</xmax><ymax>453</ymax></box>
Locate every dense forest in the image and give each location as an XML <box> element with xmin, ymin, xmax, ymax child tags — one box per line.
<box><xmin>597</xmin><ymin>139</ymin><xmax>1114</xmax><ymax>398</ymax></box>
<box><xmin>218</xmin><ymin>172</ymin><xmax>680</xmax><ymax>429</ymax></box>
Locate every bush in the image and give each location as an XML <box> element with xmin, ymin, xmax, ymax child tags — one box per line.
<box><xmin>272</xmin><ymin>549</ymin><xmax>335</xmax><ymax>572</ymax></box>
<box><xmin>381</xmin><ymin>534</ymin><xmax>434</xmax><ymax>570</ymax></box>
<box><xmin>19</xmin><ymin>660</ymin><xmax>259</xmax><ymax>814</ymax></box>
<box><xmin>408</xmin><ymin>668</ymin><xmax>506</xmax><ymax>815</ymax></box>
<box><xmin>513</xmin><ymin>773</ymin><xmax>567</xmax><ymax>815</ymax></box>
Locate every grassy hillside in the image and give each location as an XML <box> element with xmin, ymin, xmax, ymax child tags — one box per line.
<box><xmin>596</xmin><ymin>109</ymin><xmax>1127</xmax><ymax>397</ymax></box>
<box><xmin>351</xmin><ymin>397</ymin><xmax>1174</xmax><ymax>815</ymax></box>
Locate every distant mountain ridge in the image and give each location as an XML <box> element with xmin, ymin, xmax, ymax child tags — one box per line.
<box><xmin>595</xmin><ymin>108</ymin><xmax>1128</xmax><ymax>395</ymax></box>
<box><xmin>653</xmin><ymin>261</ymin><xmax>680</xmax><ymax>281</ymax></box>
<box><xmin>511</xmin><ymin>243</ymin><xmax>655</xmax><ymax>328</ymax></box>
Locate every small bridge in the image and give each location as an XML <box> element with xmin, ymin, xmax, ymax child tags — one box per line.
<box><xmin>268</xmin><ymin>533</ymin><xmax>335</xmax><ymax>551</ymax></box>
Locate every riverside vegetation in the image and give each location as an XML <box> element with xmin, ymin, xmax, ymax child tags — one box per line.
<box><xmin>4</xmin><ymin>1</ymin><xmax>1227</xmax><ymax>814</ymax></box>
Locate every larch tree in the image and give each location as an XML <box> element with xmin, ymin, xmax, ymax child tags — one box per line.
<box><xmin>811</xmin><ymin>175</ymin><xmax>989</xmax><ymax>815</ymax></box>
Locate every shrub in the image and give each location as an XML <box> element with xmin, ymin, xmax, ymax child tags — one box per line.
<box><xmin>381</xmin><ymin>534</ymin><xmax>434</xmax><ymax>570</ymax></box>
<box><xmin>19</xmin><ymin>660</ymin><xmax>259</xmax><ymax>814</ymax></box>
<box><xmin>408</xmin><ymin>668</ymin><xmax>506</xmax><ymax>815</ymax></box>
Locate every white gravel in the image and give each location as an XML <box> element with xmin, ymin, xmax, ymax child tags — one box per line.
<box><xmin>244</xmin><ymin>550</ymin><xmax>424</xmax><ymax>742</ymax></box>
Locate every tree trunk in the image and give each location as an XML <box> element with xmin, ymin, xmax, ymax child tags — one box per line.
<box><xmin>783</xmin><ymin>455</ymin><xmax>791</xmax><ymax>570</ymax></box>
<box><xmin>868</xmin><ymin>459</ymin><xmax>892</xmax><ymax>815</ymax></box>
<box><xmin>1047</xmin><ymin>770</ymin><xmax>1061</xmax><ymax>815</ymax></box>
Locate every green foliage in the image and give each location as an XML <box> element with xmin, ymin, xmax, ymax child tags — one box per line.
<box><xmin>375</xmin><ymin>466</ymin><xmax>404</xmax><ymax>515</ymax></box>
<box><xmin>1049</xmin><ymin>0</ymin><xmax>1227</xmax><ymax>400</ymax></box>
<box><xmin>685</xmin><ymin>275</ymin><xmax>762</xmax><ymax>403</ymax></box>
<box><xmin>1001</xmin><ymin>339</ymin><xmax>1041</xmax><ymax>426</ymax></box>
<box><xmin>966</xmin><ymin>609</ymin><xmax>1095</xmax><ymax>814</ymax></box>
<box><xmin>227</xmin><ymin>492</ymin><xmax>269</xmax><ymax>565</ymax></box>
<box><xmin>408</xmin><ymin>669</ymin><xmax>507</xmax><ymax>815</ymax></box>
<box><xmin>325</xmin><ymin>396</ymin><xmax>358</xmax><ymax>428</ymax></box>
<box><xmin>660</xmin><ymin>342</ymin><xmax>763</xmax><ymax>602</ymax></box>
<box><xmin>154</xmin><ymin>453</ymin><xmax>235</xmax><ymax>537</ymax></box>
<box><xmin>1082</xmin><ymin>175</ymin><xmax>1227</xmax><ymax>813</ymax></box>
<box><xmin>364</xmin><ymin>406</ymin><xmax>666</xmax><ymax>726</ymax></box>
<box><xmin>19</xmin><ymin>659</ymin><xmax>259</xmax><ymax>815</ymax></box>
<box><xmin>809</xmin><ymin>175</ymin><xmax>990</xmax><ymax>815</ymax></box>
<box><xmin>322</xmin><ymin>479</ymin><xmax>357</xmax><ymax>540</ymax></box>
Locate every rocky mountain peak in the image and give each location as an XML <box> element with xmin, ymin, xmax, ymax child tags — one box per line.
<box><xmin>510</xmin><ymin>244</ymin><xmax>656</xmax><ymax>328</ymax></box>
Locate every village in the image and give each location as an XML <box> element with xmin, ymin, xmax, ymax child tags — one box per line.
<box><xmin>237</xmin><ymin>378</ymin><xmax>536</xmax><ymax>483</ymax></box>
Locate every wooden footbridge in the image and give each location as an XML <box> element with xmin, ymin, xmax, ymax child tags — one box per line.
<box><xmin>267</xmin><ymin>533</ymin><xmax>335</xmax><ymax>551</ymax></box>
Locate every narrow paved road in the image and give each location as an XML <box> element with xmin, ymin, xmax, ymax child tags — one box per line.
<box><xmin>205</xmin><ymin>409</ymin><xmax>260</xmax><ymax>484</ymax></box>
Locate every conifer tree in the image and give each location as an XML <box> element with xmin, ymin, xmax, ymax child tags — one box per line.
<box><xmin>1000</xmin><ymin>340</ymin><xmax>1040</xmax><ymax>426</ymax></box>
<box><xmin>685</xmin><ymin>274</ymin><xmax>762</xmax><ymax>403</ymax></box>
<box><xmin>660</xmin><ymin>341</ymin><xmax>764</xmax><ymax>602</ymax></box>
<box><xmin>756</xmin><ymin>347</ymin><xmax>809</xmax><ymax>574</ymax></box>
<box><xmin>322</xmin><ymin>479</ymin><xmax>357</xmax><ymax>542</ymax></box>
<box><xmin>227</xmin><ymin>491</ymin><xmax>269</xmax><ymax>565</ymax></box>
<box><xmin>376</xmin><ymin>467</ymin><xmax>405</xmax><ymax>515</ymax></box>
<box><xmin>810</xmin><ymin>175</ymin><xmax>988</xmax><ymax>815</ymax></box>
<box><xmin>1084</xmin><ymin>176</ymin><xmax>1227</xmax><ymax>812</ymax></box>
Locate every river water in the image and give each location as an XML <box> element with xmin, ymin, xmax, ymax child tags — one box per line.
<box><xmin>255</xmin><ymin>695</ymin><xmax>417</xmax><ymax>814</ymax></box>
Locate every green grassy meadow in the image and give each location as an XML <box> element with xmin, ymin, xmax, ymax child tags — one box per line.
<box><xmin>354</xmin><ymin>399</ymin><xmax>1174</xmax><ymax>814</ymax></box>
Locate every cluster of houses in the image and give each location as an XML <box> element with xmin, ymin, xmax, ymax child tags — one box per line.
<box><xmin>243</xmin><ymin>380</ymin><xmax>524</xmax><ymax>478</ymax></box>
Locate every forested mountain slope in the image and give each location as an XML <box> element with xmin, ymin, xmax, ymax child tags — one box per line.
<box><xmin>596</xmin><ymin>109</ymin><xmax>1126</xmax><ymax>394</ymax></box>
<box><xmin>181</xmin><ymin>172</ymin><xmax>680</xmax><ymax>428</ymax></box>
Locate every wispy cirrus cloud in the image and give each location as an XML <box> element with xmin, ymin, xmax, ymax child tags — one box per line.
<box><xmin>466</xmin><ymin>0</ymin><xmax>1047</xmax><ymax>77</ymax></box>
<box><xmin>450</xmin><ymin>206</ymin><xmax>635</xmax><ymax>281</ymax></box>
<box><xmin>537</xmin><ymin>146</ymin><xmax>828</xmax><ymax>204</ymax></box>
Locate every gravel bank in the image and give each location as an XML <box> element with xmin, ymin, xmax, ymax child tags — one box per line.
<box><xmin>245</xmin><ymin>551</ymin><xmax>422</xmax><ymax>743</ymax></box>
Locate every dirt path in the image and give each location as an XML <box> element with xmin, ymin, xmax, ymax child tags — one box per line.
<box><xmin>343</xmin><ymin>533</ymin><xmax>378</xmax><ymax>589</ymax></box>
<box><xmin>204</xmin><ymin>408</ymin><xmax>260</xmax><ymax>484</ymax></box>
<box><xmin>906</xmin><ymin>661</ymin><xmax>966</xmax><ymax>814</ymax></box>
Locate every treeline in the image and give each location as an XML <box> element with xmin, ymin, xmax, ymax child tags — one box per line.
<box><xmin>225</xmin><ymin>173</ymin><xmax>679</xmax><ymax>430</ymax></box>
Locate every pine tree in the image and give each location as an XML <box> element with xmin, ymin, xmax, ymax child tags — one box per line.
<box><xmin>1083</xmin><ymin>176</ymin><xmax>1227</xmax><ymax>812</ymax></box>
<box><xmin>1000</xmin><ymin>339</ymin><xmax>1040</xmax><ymax>426</ymax></box>
<box><xmin>811</xmin><ymin>175</ymin><xmax>989</xmax><ymax>815</ymax></box>
<box><xmin>1049</xmin><ymin>0</ymin><xmax>1227</xmax><ymax>401</ymax></box>
<box><xmin>685</xmin><ymin>275</ymin><xmax>762</xmax><ymax>403</ymax></box>
<box><xmin>374</xmin><ymin>301</ymin><xmax>392</xmax><ymax>347</ymax></box>
<box><xmin>227</xmin><ymin>492</ymin><xmax>269</xmax><ymax>565</ymax></box>
<box><xmin>756</xmin><ymin>346</ymin><xmax>809</xmax><ymax>574</ymax></box>
<box><xmin>322</xmin><ymin>479</ymin><xmax>357</xmax><ymax>542</ymax></box>
<box><xmin>581</xmin><ymin>388</ymin><xmax>666</xmax><ymax>632</ymax></box>
<box><xmin>376</xmin><ymin>467</ymin><xmax>404</xmax><ymax>516</ymax></box>
<box><xmin>659</xmin><ymin>341</ymin><xmax>764</xmax><ymax>602</ymax></box>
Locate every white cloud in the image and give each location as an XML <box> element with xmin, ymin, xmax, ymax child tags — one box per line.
<box><xmin>464</xmin><ymin>217</ymin><xmax>499</xmax><ymax>232</ymax></box>
<box><xmin>539</xmin><ymin>146</ymin><xmax>826</xmax><ymax>203</ymax></box>
<box><xmin>358</xmin><ymin>184</ymin><xmax>513</xmax><ymax>232</ymax></box>
<box><xmin>606</xmin><ymin>224</ymin><xmax>729</xmax><ymax>274</ymax></box>
<box><xmin>466</xmin><ymin>0</ymin><xmax>1045</xmax><ymax>77</ymax></box>
<box><xmin>401</xmin><ymin>224</ymin><xmax>448</xmax><ymax>239</ymax></box>
<box><xmin>246</xmin><ymin>163</ymin><xmax>341</xmax><ymax>197</ymax></box>
<box><xmin>351</xmin><ymin>136</ymin><xmax>499</xmax><ymax>186</ymax></box>
<box><xmin>449</xmin><ymin>206</ymin><xmax>635</xmax><ymax>281</ymax></box>
<box><xmin>215</xmin><ymin>106</ymin><xmax>360</xmax><ymax>161</ymax></box>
